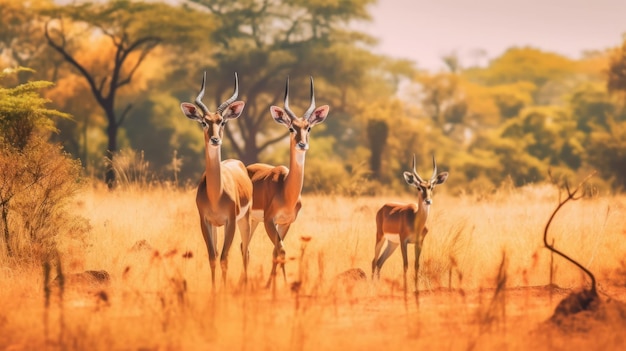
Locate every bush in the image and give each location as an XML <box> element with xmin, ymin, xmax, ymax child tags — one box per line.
<box><xmin>0</xmin><ymin>137</ymin><xmax>88</xmax><ymax>264</ymax></box>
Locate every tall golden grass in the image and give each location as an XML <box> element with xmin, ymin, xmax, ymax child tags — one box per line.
<box><xmin>1</xmin><ymin>183</ymin><xmax>625</xmax><ymax>350</ymax></box>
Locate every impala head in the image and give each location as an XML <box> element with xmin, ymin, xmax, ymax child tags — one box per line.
<box><xmin>180</xmin><ymin>72</ymin><xmax>245</xmax><ymax>147</ymax></box>
<box><xmin>403</xmin><ymin>154</ymin><xmax>449</xmax><ymax>206</ymax></box>
<box><xmin>270</xmin><ymin>76</ymin><xmax>330</xmax><ymax>152</ymax></box>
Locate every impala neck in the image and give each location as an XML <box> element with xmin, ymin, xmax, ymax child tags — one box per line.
<box><xmin>285</xmin><ymin>138</ymin><xmax>306</xmax><ymax>205</ymax></box>
<box><xmin>204</xmin><ymin>138</ymin><xmax>223</xmax><ymax>204</ymax></box>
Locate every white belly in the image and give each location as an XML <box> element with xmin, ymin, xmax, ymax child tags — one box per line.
<box><xmin>384</xmin><ymin>233</ymin><xmax>400</xmax><ymax>244</ymax></box>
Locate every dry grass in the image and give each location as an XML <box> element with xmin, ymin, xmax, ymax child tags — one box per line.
<box><xmin>1</xmin><ymin>183</ymin><xmax>626</xmax><ymax>350</ymax></box>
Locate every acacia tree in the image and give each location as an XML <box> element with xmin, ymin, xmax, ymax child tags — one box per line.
<box><xmin>42</xmin><ymin>0</ymin><xmax>213</xmax><ymax>187</ymax></box>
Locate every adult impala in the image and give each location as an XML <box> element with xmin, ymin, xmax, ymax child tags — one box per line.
<box><xmin>180</xmin><ymin>72</ymin><xmax>253</xmax><ymax>287</ymax></box>
<box><xmin>247</xmin><ymin>76</ymin><xmax>329</xmax><ymax>288</ymax></box>
<box><xmin>371</xmin><ymin>155</ymin><xmax>448</xmax><ymax>293</ymax></box>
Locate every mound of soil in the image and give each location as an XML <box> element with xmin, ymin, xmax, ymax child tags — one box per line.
<box><xmin>548</xmin><ymin>289</ymin><xmax>626</xmax><ymax>333</ymax></box>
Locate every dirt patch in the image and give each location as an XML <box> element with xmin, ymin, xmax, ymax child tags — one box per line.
<box><xmin>547</xmin><ymin>289</ymin><xmax>626</xmax><ymax>333</ymax></box>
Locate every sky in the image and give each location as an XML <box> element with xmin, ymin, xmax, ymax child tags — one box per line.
<box><xmin>353</xmin><ymin>0</ymin><xmax>626</xmax><ymax>71</ymax></box>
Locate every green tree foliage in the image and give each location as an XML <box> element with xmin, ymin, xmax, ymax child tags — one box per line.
<box><xmin>588</xmin><ymin>118</ymin><xmax>626</xmax><ymax>190</ymax></box>
<box><xmin>0</xmin><ymin>0</ymin><xmax>61</xmax><ymax>83</ymax></box>
<box><xmin>0</xmin><ymin>67</ymin><xmax>70</xmax><ymax>149</ymax></box>
<box><xmin>41</xmin><ymin>0</ymin><xmax>214</xmax><ymax>187</ymax></box>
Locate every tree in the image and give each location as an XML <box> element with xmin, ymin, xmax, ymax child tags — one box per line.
<box><xmin>186</xmin><ymin>0</ymin><xmax>412</xmax><ymax>166</ymax></box>
<box><xmin>607</xmin><ymin>39</ymin><xmax>626</xmax><ymax>97</ymax></box>
<box><xmin>0</xmin><ymin>0</ymin><xmax>61</xmax><ymax>83</ymax></box>
<box><xmin>42</xmin><ymin>0</ymin><xmax>214</xmax><ymax>187</ymax></box>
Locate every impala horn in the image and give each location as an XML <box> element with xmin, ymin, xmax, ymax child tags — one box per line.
<box><xmin>303</xmin><ymin>76</ymin><xmax>316</xmax><ymax>120</ymax></box>
<box><xmin>195</xmin><ymin>71</ymin><xmax>210</xmax><ymax>115</ymax></box>
<box><xmin>282</xmin><ymin>76</ymin><xmax>298</xmax><ymax>120</ymax></box>
<box><xmin>412</xmin><ymin>154</ymin><xmax>426</xmax><ymax>183</ymax></box>
<box><xmin>430</xmin><ymin>154</ymin><xmax>438</xmax><ymax>182</ymax></box>
<box><xmin>216</xmin><ymin>72</ymin><xmax>239</xmax><ymax>114</ymax></box>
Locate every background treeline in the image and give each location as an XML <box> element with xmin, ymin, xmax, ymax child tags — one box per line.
<box><xmin>2</xmin><ymin>0</ymin><xmax>626</xmax><ymax>194</ymax></box>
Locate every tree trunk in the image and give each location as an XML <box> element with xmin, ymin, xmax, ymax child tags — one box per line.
<box><xmin>105</xmin><ymin>117</ymin><xmax>118</xmax><ymax>189</ymax></box>
<box><xmin>367</xmin><ymin>119</ymin><xmax>389</xmax><ymax>181</ymax></box>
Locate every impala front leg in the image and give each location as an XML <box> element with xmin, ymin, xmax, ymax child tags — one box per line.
<box><xmin>414</xmin><ymin>240</ymin><xmax>422</xmax><ymax>306</ymax></box>
<box><xmin>220</xmin><ymin>220</ymin><xmax>237</xmax><ymax>285</ymax></box>
<box><xmin>400</xmin><ymin>239</ymin><xmax>409</xmax><ymax>295</ymax></box>
<box><xmin>200</xmin><ymin>218</ymin><xmax>218</xmax><ymax>287</ymax></box>
<box><xmin>264</xmin><ymin>220</ymin><xmax>286</xmax><ymax>288</ymax></box>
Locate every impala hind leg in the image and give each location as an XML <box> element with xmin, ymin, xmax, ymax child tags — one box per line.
<box><xmin>374</xmin><ymin>241</ymin><xmax>399</xmax><ymax>278</ymax></box>
<box><xmin>238</xmin><ymin>213</ymin><xmax>252</xmax><ymax>283</ymax></box>
<box><xmin>372</xmin><ymin>236</ymin><xmax>386</xmax><ymax>279</ymax></box>
<box><xmin>219</xmin><ymin>220</ymin><xmax>237</xmax><ymax>286</ymax></box>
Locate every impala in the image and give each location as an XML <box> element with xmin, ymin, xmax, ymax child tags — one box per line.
<box><xmin>180</xmin><ymin>72</ymin><xmax>253</xmax><ymax>287</ymax></box>
<box><xmin>247</xmin><ymin>76</ymin><xmax>329</xmax><ymax>288</ymax></box>
<box><xmin>371</xmin><ymin>155</ymin><xmax>448</xmax><ymax>293</ymax></box>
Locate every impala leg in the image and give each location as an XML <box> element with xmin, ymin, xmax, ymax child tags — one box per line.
<box><xmin>264</xmin><ymin>220</ymin><xmax>284</xmax><ymax>288</ymax></box>
<box><xmin>414</xmin><ymin>242</ymin><xmax>422</xmax><ymax>307</ymax></box>
<box><xmin>238</xmin><ymin>212</ymin><xmax>252</xmax><ymax>283</ymax></box>
<box><xmin>374</xmin><ymin>241</ymin><xmax>399</xmax><ymax>279</ymax></box>
<box><xmin>200</xmin><ymin>218</ymin><xmax>218</xmax><ymax>287</ymax></box>
<box><xmin>372</xmin><ymin>236</ymin><xmax>385</xmax><ymax>279</ymax></box>
<box><xmin>220</xmin><ymin>220</ymin><xmax>237</xmax><ymax>286</ymax></box>
<box><xmin>400</xmin><ymin>239</ymin><xmax>409</xmax><ymax>295</ymax></box>
<box><xmin>276</xmin><ymin>223</ymin><xmax>290</xmax><ymax>284</ymax></box>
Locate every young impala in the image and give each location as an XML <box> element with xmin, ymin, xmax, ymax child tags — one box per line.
<box><xmin>247</xmin><ymin>76</ymin><xmax>329</xmax><ymax>288</ymax></box>
<box><xmin>180</xmin><ymin>72</ymin><xmax>253</xmax><ymax>287</ymax></box>
<box><xmin>372</xmin><ymin>155</ymin><xmax>448</xmax><ymax>293</ymax></box>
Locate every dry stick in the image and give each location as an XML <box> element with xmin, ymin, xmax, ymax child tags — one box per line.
<box><xmin>549</xmin><ymin>238</ymin><xmax>555</xmax><ymax>303</ymax></box>
<box><xmin>543</xmin><ymin>171</ymin><xmax>597</xmax><ymax>296</ymax></box>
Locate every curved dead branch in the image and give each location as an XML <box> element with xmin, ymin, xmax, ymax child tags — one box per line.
<box><xmin>543</xmin><ymin>171</ymin><xmax>597</xmax><ymax>296</ymax></box>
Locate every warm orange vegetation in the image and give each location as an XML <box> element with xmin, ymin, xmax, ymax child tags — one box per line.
<box><xmin>1</xmin><ymin>184</ymin><xmax>625</xmax><ymax>350</ymax></box>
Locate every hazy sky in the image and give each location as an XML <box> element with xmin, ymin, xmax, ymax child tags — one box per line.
<box><xmin>354</xmin><ymin>0</ymin><xmax>626</xmax><ymax>70</ymax></box>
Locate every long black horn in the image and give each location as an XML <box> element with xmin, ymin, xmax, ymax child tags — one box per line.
<box><xmin>412</xmin><ymin>154</ymin><xmax>425</xmax><ymax>183</ymax></box>
<box><xmin>195</xmin><ymin>71</ymin><xmax>210</xmax><ymax>114</ymax></box>
<box><xmin>283</xmin><ymin>76</ymin><xmax>297</xmax><ymax>120</ymax></box>
<box><xmin>430</xmin><ymin>154</ymin><xmax>438</xmax><ymax>181</ymax></box>
<box><xmin>303</xmin><ymin>76</ymin><xmax>316</xmax><ymax>119</ymax></box>
<box><xmin>217</xmin><ymin>72</ymin><xmax>239</xmax><ymax>114</ymax></box>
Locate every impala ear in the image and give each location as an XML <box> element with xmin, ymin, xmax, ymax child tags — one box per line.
<box><xmin>403</xmin><ymin>171</ymin><xmax>417</xmax><ymax>186</ymax></box>
<box><xmin>223</xmin><ymin>101</ymin><xmax>245</xmax><ymax>120</ymax></box>
<box><xmin>435</xmin><ymin>172</ymin><xmax>449</xmax><ymax>185</ymax></box>
<box><xmin>308</xmin><ymin>105</ymin><xmax>329</xmax><ymax>127</ymax></box>
<box><xmin>270</xmin><ymin>106</ymin><xmax>291</xmax><ymax>126</ymax></box>
<box><xmin>181</xmin><ymin>102</ymin><xmax>203</xmax><ymax>122</ymax></box>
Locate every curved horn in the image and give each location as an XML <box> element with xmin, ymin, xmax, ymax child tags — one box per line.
<box><xmin>430</xmin><ymin>154</ymin><xmax>438</xmax><ymax>181</ymax></box>
<box><xmin>303</xmin><ymin>76</ymin><xmax>316</xmax><ymax>119</ymax></box>
<box><xmin>217</xmin><ymin>72</ymin><xmax>239</xmax><ymax>114</ymax></box>
<box><xmin>412</xmin><ymin>154</ymin><xmax>425</xmax><ymax>183</ymax></box>
<box><xmin>282</xmin><ymin>76</ymin><xmax>297</xmax><ymax>120</ymax></box>
<box><xmin>195</xmin><ymin>71</ymin><xmax>210</xmax><ymax>114</ymax></box>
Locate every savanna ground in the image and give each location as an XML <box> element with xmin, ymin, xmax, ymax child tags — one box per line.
<box><xmin>1</xmin><ymin>183</ymin><xmax>626</xmax><ymax>350</ymax></box>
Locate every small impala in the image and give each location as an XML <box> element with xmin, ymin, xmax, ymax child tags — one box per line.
<box><xmin>247</xmin><ymin>76</ymin><xmax>329</xmax><ymax>288</ymax></box>
<box><xmin>371</xmin><ymin>155</ymin><xmax>448</xmax><ymax>292</ymax></box>
<box><xmin>180</xmin><ymin>72</ymin><xmax>253</xmax><ymax>287</ymax></box>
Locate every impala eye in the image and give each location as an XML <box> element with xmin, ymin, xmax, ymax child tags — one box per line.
<box><xmin>288</xmin><ymin>127</ymin><xmax>296</xmax><ymax>133</ymax></box>
<box><xmin>200</xmin><ymin>121</ymin><xmax>207</xmax><ymax>128</ymax></box>
<box><xmin>307</xmin><ymin>127</ymin><xmax>312</xmax><ymax>132</ymax></box>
